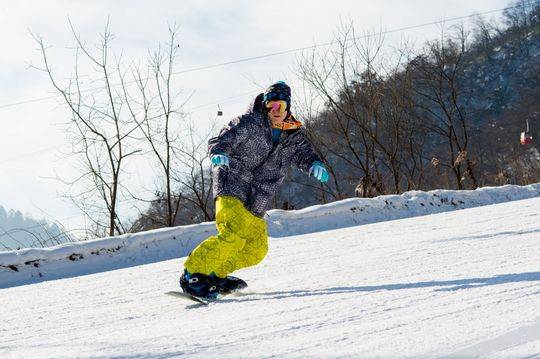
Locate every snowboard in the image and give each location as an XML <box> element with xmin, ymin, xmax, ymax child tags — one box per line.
<box><xmin>165</xmin><ymin>291</ymin><xmax>214</xmax><ymax>305</ymax></box>
<box><xmin>166</xmin><ymin>285</ymin><xmax>250</xmax><ymax>306</ymax></box>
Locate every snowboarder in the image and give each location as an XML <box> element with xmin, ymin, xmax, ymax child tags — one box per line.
<box><xmin>180</xmin><ymin>81</ymin><xmax>329</xmax><ymax>299</ymax></box>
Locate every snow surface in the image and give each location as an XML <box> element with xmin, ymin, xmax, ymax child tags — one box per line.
<box><xmin>1</xmin><ymin>192</ymin><xmax>539</xmax><ymax>357</ymax></box>
<box><xmin>1</xmin><ymin>183</ymin><xmax>539</xmax><ymax>289</ymax></box>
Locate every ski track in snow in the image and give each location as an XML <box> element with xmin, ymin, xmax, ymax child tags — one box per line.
<box><xmin>1</xmin><ymin>197</ymin><xmax>540</xmax><ymax>358</ymax></box>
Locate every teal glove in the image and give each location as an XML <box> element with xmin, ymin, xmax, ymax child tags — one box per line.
<box><xmin>308</xmin><ymin>161</ymin><xmax>329</xmax><ymax>183</ymax></box>
<box><xmin>211</xmin><ymin>153</ymin><xmax>230</xmax><ymax>167</ymax></box>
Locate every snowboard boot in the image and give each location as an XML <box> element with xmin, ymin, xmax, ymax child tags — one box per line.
<box><xmin>210</xmin><ymin>274</ymin><xmax>248</xmax><ymax>295</ymax></box>
<box><xmin>179</xmin><ymin>269</ymin><xmax>219</xmax><ymax>299</ymax></box>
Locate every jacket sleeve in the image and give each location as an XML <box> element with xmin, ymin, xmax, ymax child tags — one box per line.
<box><xmin>290</xmin><ymin>129</ymin><xmax>322</xmax><ymax>172</ymax></box>
<box><xmin>208</xmin><ymin>116</ymin><xmax>249</xmax><ymax>156</ymax></box>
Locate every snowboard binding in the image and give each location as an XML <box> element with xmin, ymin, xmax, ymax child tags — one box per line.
<box><xmin>180</xmin><ymin>270</ymin><xmax>248</xmax><ymax>300</ymax></box>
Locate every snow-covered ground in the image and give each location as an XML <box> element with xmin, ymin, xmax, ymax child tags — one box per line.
<box><xmin>1</xmin><ymin>194</ymin><xmax>539</xmax><ymax>358</ymax></box>
<box><xmin>1</xmin><ymin>183</ymin><xmax>539</xmax><ymax>289</ymax></box>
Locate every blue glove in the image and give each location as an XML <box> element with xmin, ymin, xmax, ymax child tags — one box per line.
<box><xmin>211</xmin><ymin>153</ymin><xmax>230</xmax><ymax>167</ymax></box>
<box><xmin>309</xmin><ymin>161</ymin><xmax>329</xmax><ymax>183</ymax></box>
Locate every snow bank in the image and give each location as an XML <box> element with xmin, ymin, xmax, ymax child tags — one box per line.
<box><xmin>1</xmin><ymin>183</ymin><xmax>539</xmax><ymax>288</ymax></box>
<box><xmin>0</xmin><ymin>222</ymin><xmax>215</xmax><ymax>288</ymax></box>
<box><xmin>267</xmin><ymin>183</ymin><xmax>540</xmax><ymax>236</ymax></box>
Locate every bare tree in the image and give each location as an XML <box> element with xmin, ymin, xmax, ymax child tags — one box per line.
<box><xmin>32</xmin><ymin>21</ymin><xmax>141</xmax><ymax>237</ymax></box>
<box><xmin>297</xmin><ymin>21</ymin><xmax>426</xmax><ymax>197</ymax></box>
<box><xmin>124</xmin><ymin>25</ymin><xmax>216</xmax><ymax>226</ymax></box>
<box><xmin>33</xmin><ymin>20</ymin><xmax>220</xmax><ymax>235</ymax></box>
<box><xmin>129</xmin><ymin>113</ymin><xmax>217</xmax><ymax>230</ymax></box>
<box><xmin>409</xmin><ymin>25</ymin><xmax>479</xmax><ymax>190</ymax></box>
<box><xmin>471</xmin><ymin>14</ymin><xmax>498</xmax><ymax>59</ymax></box>
<box><xmin>503</xmin><ymin>0</ymin><xmax>540</xmax><ymax>36</ymax></box>
<box><xmin>122</xmin><ymin>25</ymin><xmax>187</xmax><ymax>227</ymax></box>
<box><xmin>172</xmin><ymin>118</ymin><xmax>216</xmax><ymax>222</ymax></box>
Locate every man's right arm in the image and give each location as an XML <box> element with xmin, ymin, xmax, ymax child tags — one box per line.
<box><xmin>208</xmin><ymin>116</ymin><xmax>246</xmax><ymax>156</ymax></box>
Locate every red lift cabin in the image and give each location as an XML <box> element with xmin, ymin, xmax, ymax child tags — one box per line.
<box><xmin>520</xmin><ymin>119</ymin><xmax>533</xmax><ymax>146</ymax></box>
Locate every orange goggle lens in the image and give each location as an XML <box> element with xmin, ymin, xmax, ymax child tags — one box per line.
<box><xmin>265</xmin><ymin>100</ymin><xmax>288</xmax><ymax>113</ymax></box>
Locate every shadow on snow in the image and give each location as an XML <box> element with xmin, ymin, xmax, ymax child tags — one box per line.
<box><xmin>220</xmin><ymin>271</ymin><xmax>540</xmax><ymax>303</ymax></box>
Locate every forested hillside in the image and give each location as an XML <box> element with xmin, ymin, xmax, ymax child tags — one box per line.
<box><xmin>272</xmin><ymin>1</ymin><xmax>540</xmax><ymax>211</ymax></box>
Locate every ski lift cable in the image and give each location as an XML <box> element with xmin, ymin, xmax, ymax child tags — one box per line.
<box><xmin>1</xmin><ymin>2</ymin><xmax>536</xmax><ymax>163</ymax></box>
<box><xmin>0</xmin><ymin>144</ymin><xmax>66</xmax><ymax>165</ymax></box>
<box><xmin>0</xmin><ymin>89</ymin><xmax>260</xmax><ymax>165</ymax></box>
<box><xmin>187</xmin><ymin>89</ymin><xmax>262</xmax><ymax>112</ymax></box>
<box><xmin>164</xmin><ymin>3</ymin><xmax>537</xmax><ymax>77</ymax></box>
<box><xmin>0</xmin><ymin>2</ymin><xmax>533</xmax><ymax>111</ymax></box>
<box><xmin>0</xmin><ymin>89</ymin><xmax>260</xmax><ymax>161</ymax></box>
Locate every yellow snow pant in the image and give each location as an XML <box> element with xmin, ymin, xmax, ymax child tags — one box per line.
<box><xmin>184</xmin><ymin>195</ymin><xmax>268</xmax><ymax>278</ymax></box>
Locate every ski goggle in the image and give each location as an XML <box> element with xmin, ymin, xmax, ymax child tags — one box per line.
<box><xmin>265</xmin><ymin>100</ymin><xmax>288</xmax><ymax>113</ymax></box>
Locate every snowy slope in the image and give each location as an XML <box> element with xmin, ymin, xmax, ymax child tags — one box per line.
<box><xmin>1</xmin><ymin>183</ymin><xmax>539</xmax><ymax>289</ymax></box>
<box><xmin>1</xmin><ymin>197</ymin><xmax>539</xmax><ymax>358</ymax></box>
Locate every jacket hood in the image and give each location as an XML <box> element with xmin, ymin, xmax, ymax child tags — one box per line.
<box><xmin>246</xmin><ymin>93</ymin><xmax>265</xmax><ymax>114</ymax></box>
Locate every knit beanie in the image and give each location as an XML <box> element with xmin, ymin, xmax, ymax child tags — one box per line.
<box><xmin>263</xmin><ymin>81</ymin><xmax>291</xmax><ymax>110</ymax></box>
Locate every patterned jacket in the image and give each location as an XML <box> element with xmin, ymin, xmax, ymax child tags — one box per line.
<box><xmin>208</xmin><ymin>93</ymin><xmax>321</xmax><ymax>217</ymax></box>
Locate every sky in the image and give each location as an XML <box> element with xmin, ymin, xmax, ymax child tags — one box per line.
<box><xmin>0</xmin><ymin>0</ymin><xmax>511</xmax><ymax>236</ymax></box>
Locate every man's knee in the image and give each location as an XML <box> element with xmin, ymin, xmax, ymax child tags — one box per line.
<box><xmin>252</xmin><ymin>241</ymin><xmax>268</xmax><ymax>265</ymax></box>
